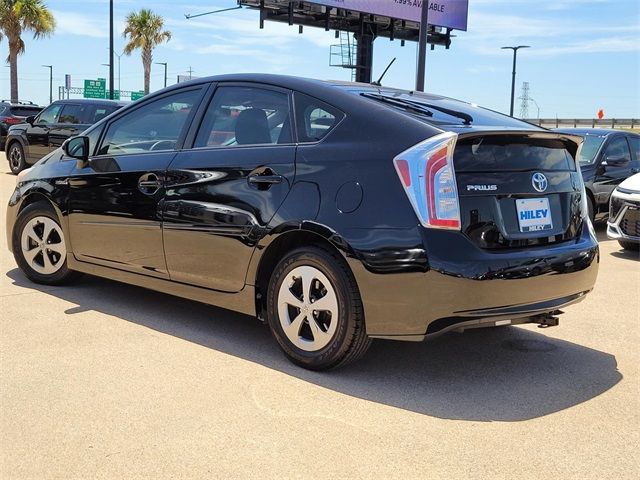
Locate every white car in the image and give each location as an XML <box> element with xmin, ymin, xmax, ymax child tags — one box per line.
<box><xmin>607</xmin><ymin>173</ymin><xmax>640</xmax><ymax>251</ymax></box>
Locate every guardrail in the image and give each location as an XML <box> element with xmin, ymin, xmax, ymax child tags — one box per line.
<box><xmin>529</xmin><ymin>118</ymin><xmax>639</xmax><ymax>130</ymax></box>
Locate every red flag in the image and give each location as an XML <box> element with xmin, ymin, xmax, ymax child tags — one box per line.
<box><xmin>597</xmin><ymin>109</ymin><xmax>604</xmax><ymax>119</ymax></box>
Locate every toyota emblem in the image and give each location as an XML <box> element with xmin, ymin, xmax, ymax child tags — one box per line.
<box><xmin>532</xmin><ymin>172</ymin><xmax>548</xmax><ymax>193</ymax></box>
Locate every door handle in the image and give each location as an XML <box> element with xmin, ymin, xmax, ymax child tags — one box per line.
<box><xmin>138</xmin><ymin>173</ymin><xmax>162</xmax><ymax>195</ymax></box>
<box><xmin>248</xmin><ymin>174</ymin><xmax>283</xmax><ymax>185</ymax></box>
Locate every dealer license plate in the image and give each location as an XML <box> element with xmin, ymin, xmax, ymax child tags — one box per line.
<box><xmin>516</xmin><ymin>198</ymin><xmax>553</xmax><ymax>232</ymax></box>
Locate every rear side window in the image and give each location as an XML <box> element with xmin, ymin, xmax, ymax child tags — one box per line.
<box><xmin>89</xmin><ymin>105</ymin><xmax>119</xmax><ymax>124</ymax></box>
<box><xmin>294</xmin><ymin>93</ymin><xmax>343</xmax><ymax>142</ymax></box>
<box><xmin>454</xmin><ymin>138</ymin><xmax>575</xmax><ymax>172</ymax></box>
<box><xmin>58</xmin><ymin>104</ymin><xmax>89</xmax><ymax>124</ymax></box>
<box><xmin>628</xmin><ymin>136</ymin><xmax>640</xmax><ymax>162</ymax></box>
<box><xmin>195</xmin><ymin>86</ymin><xmax>292</xmax><ymax>148</ymax></box>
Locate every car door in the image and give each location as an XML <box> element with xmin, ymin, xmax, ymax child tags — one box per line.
<box><xmin>163</xmin><ymin>83</ymin><xmax>296</xmax><ymax>292</ymax></box>
<box><xmin>593</xmin><ymin>135</ymin><xmax>633</xmax><ymax>205</ymax></box>
<box><xmin>27</xmin><ymin>102</ymin><xmax>63</xmax><ymax>162</ymax></box>
<box><xmin>49</xmin><ymin>103</ymin><xmax>90</xmax><ymax>152</ymax></box>
<box><xmin>67</xmin><ymin>86</ymin><xmax>206</xmax><ymax>278</ymax></box>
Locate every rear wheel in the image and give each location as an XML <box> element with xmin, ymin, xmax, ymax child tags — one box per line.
<box><xmin>12</xmin><ymin>202</ymin><xmax>79</xmax><ymax>285</ymax></box>
<box><xmin>618</xmin><ymin>240</ymin><xmax>639</xmax><ymax>251</ymax></box>
<box><xmin>7</xmin><ymin>142</ymin><xmax>26</xmax><ymax>175</ymax></box>
<box><xmin>266</xmin><ymin>246</ymin><xmax>371</xmax><ymax>370</ymax></box>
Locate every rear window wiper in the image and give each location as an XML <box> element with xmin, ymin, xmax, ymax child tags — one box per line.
<box><xmin>401</xmin><ymin>97</ymin><xmax>473</xmax><ymax>126</ymax></box>
<box><xmin>361</xmin><ymin>92</ymin><xmax>473</xmax><ymax>126</ymax></box>
<box><xmin>360</xmin><ymin>93</ymin><xmax>434</xmax><ymax>118</ymax></box>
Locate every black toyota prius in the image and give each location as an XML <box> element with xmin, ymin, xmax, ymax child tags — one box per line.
<box><xmin>6</xmin><ymin>74</ymin><xmax>599</xmax><ymax>370</ymax></box>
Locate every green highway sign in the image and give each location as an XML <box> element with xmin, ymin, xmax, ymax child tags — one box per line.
<box><xmin>131</xmin><ymin>90</ymin><xmax>145</xmax><ymax>101</ymax></box>
<box><xmin>83</xmin><ymin>79</ymin><xmax>106</xmax><ymax>99</ymax></box>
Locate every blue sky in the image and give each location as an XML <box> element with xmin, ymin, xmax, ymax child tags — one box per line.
<box><xmin>1</xmin><ymin>0</ymin><xmax>638</xmax><ymax>118</ymax></box>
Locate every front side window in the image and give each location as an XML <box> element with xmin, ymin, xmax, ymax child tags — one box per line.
<box><xmin>604</xmin><ymin>137</ymin><xmax>631</xmax><ymax>162</ymax></box>
<box><xmin>98</xmin><ymin>89</ymin><xmax>201</xmax><ymax>155</ymax></box>
<box><xmin>577</xmin><ymin>135</ymin><xmax>605</xmax><ymax>164</ymax></box>
<box><xmin>194</xmin><ymin>86</ymin><xmax>291</xmax><ymax>148</ymax></box>
<box><xmin>37</xmin><ymin>104</ymin><xmax>62</xmax><ymax>124</ymax></box>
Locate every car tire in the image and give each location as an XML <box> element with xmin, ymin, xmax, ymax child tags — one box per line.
<box><xmin>618</xmin><ymin>240</ymin><xmax>639</xmax><ymax>251</ymax></box>
<box><xmin>12</xmin><ymin>202</ymin><xmax>80</xmax><ymax>285</ymax></box>
<box><xmin>7</xmin><ymin>142</ymin><xmax>26</xmax><ymax>175</ymax></box>
<box><xmin>266</xmin><ymin>245</ymin><xmax>371</xmax><ymax>370</ymax></box>
<box><xmin>587</xmin><ymin>195</ymin><xmax>595</xmax><ymax>224</ymax></box>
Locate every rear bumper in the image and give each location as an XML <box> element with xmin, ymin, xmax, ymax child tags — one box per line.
<box><xmin>347</xmin><ymin>220</ymin><xmax>599</xmax><ymax>338</ymax></box>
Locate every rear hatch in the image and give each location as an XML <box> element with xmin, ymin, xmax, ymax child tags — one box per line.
<box><xmin>453</xmin><ymin>131</ymin><xmax>585</xmax><ymax>249</ymax></box>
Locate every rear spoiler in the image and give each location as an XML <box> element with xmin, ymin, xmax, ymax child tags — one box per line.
<box><xmin>454</xmin><ymin>130</ymin><xmax>584</xmax><ymax>159</ymax></box>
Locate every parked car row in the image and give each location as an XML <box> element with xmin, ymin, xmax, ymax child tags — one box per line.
<box><xmin>6</xmin><ymin>74</ymin><xmax>600</xmax><ymax>370</ymax></box>
<box><xmin>5</xmin><ymin>98</ymin><xmax>126</xmax><ymax>174</ymax></box>
<box><xmin>555</xmin><ymin>128</ymin><xmax>640</xmax><ymax>223</ymax></box>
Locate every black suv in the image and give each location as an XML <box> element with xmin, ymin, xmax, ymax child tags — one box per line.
<box><xmin>5</xmin><ymin>98</ymin><xmax>126</xmax><ymax>174</ymax></box>
<box><xmin>6</xmin><ymin>75</ymin><xmax>599</xmax><ymax>370</ymax></box>
<box><xmin>0</xmin><ymin>101</ymin><xmax>43</xmax><ymax>150</ymax></box>
<box><xmin>555</xmin><ymin>128</ymin><xmax>640</xmax><ymax>221</ymax></box>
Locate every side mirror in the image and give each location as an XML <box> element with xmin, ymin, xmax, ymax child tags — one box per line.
<box><xmin>603</xmin><ymin>155</ymin><xmax>630</xmax><ymax>167</ymax></box>
<box><xmin>25</xmin><ymin>115</ymin><xmax>35</xmax><ymax>125</ymax></box>
<box><xmin>62</xmin><ymin>136</ymin><xmax>90</xmax><ymax>163</ymax></box>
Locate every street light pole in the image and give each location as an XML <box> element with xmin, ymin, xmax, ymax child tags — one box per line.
<box><xmin>415</xmin><ymin>2</ymin><xmax>430</xmax><ymax>92</ymax></box>
<box><xmin>501</xmin><ymin>45</ymin><xmax>530</xmax><ymax>116</ymax></box>
<box><xmin>109</xmin><ymin>0</ymin><xmax>114</xmax><ymax>99</ymax></box>
<box><xmin>155</xmin><ymin>62</ymin><xmax>168</xmax><ymax>88</ymax></box>
<box><xmin>42</xmin><ymin>65</ymin><xmax>52</xmax><ymax>104</ymax></box>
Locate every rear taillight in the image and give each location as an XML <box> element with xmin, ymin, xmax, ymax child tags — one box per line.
<box><xmin>393</xmin><ymin>131</ymin><xmax>461</xmax><ymax>230</ymax></box>
<box><xmin>4</xmin><ymin>117</ymin><xmax>22</xmax><ymax>125</ymax></box>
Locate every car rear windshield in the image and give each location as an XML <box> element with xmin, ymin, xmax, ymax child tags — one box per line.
<box><xmin>354</xmin><ymin>90</ymin><xmax>533</xmax><ymax>128</ymax></box>
<box><xmin>577</xmin><ymin>135</ymin><xmax>605</xmax><ymax>164</ymax></box>
<box><xmin>10</xmin><ymin>106</ymin><xmax>41</xmax><ymax>117</ymax></box>
<box><xmin>453</xmin><ymin>137</ymin><xmax>576</xmax><ymax>172</ymax></box>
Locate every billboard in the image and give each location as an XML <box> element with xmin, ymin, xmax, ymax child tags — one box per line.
<box><xmin>306</xmin><ymin>0</ymin><xmax>469</xmax><ymax>31</ymax></box>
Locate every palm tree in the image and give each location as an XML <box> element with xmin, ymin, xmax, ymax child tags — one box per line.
<box><xmin>123</xmin><ymin>9</ymin><xmax>171</xmax><ymax>95</ymax></box>
<box><xmin>0</xmin><ymin>0</ymin><xmax>55</xmax><ymax>103</ymax></box>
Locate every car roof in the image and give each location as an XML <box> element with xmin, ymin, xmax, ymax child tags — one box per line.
<box><xmin>554</xmin><ymin>128</ymin><xmax>638</xmax><ymax>137</ymax></box>
<box><xmin>174</xmin><ymin>73</ymin><xmax>466</xmax><ymax>104</ymax></box>
<box><xmin>52</xmin><ymin>98</ymin><xmax>128</xmax><ymax>107</ymax></box>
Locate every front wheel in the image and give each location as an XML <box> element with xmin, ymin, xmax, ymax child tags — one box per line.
<box><xmin>12</xmin><ymin>202</ymin><xmax>79</xmax><ymax>285</ymax></box>
<box><xmin>266</xmin><ymin>246</ymin><xmax>371</xmax><ymax>370</ymax></box>
<box><xmin>7</xmin><ymin>142</ymin><xmax>26</xmax><ymax>175</ymax></box>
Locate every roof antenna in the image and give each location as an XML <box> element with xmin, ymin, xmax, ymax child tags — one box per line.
<box><xmin>371</xmin><ymin>57</ymin><xmax>396</xmax><ymax>86</ymax></box>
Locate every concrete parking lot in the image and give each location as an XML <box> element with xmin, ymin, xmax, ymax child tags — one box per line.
<box><xmin>0</xmin><ymin>154</ymin><xmax>638</xmax><ymax>479</ymax></box>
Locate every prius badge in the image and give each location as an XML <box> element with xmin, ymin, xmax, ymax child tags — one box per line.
<box><xmin>532</xmin><ymin>172</ymin><xmax>548</xmax><ymax>193</ymax></box>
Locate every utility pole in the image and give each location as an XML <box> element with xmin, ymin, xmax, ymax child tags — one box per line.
<box><xmin>501</xmin><ymin>45</ymin><xmax>530</xmax><ymax>116</ymax></box>
<box><xmin>187</xmin><ymin>66</ymin><xmax>194</xmax><ymax>80</ymax></box>
<box><xmin>109</xmin><ymin>0</ymin><xmax>114</xmax><ymax>99</ymax></box>
<box><xmin>42</xmin><ymin>65</ymin><xmax>53</xmax><ymax>104</ymax></box>
<box><xmin>156</xmin><ymin>62</ymin><xmax>168</xmax><ymax>88</ymax></box>
<box><xmin>519</xmin><ymin>81</ymin><xmax>530</xmax><ymax>119</ymax></box>
<box><xmin>415</xmin><ymin>1</ymin><xmax>430</xmax><ymax>92</ymax></box>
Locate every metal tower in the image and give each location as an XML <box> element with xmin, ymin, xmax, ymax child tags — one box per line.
<box><xmin>518</xmin><ymin>82</ymin><xmax>530</xmax><ymax>119</ymax></box>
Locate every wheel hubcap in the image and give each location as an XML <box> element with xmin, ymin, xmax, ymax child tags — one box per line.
<box><xmin>277</xmin><ymin>265</ymin><xmax>339</xmax><ymax>352</ymax></box>
<box><xmin>9</xmin><ymin>146</ymin><xmax>22</xmax><ymax>170</ymax></box>
<box><xmin>20</xmin><ymin>216</ymin><xmax>66</xmax><ymax>275</ymax></box>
